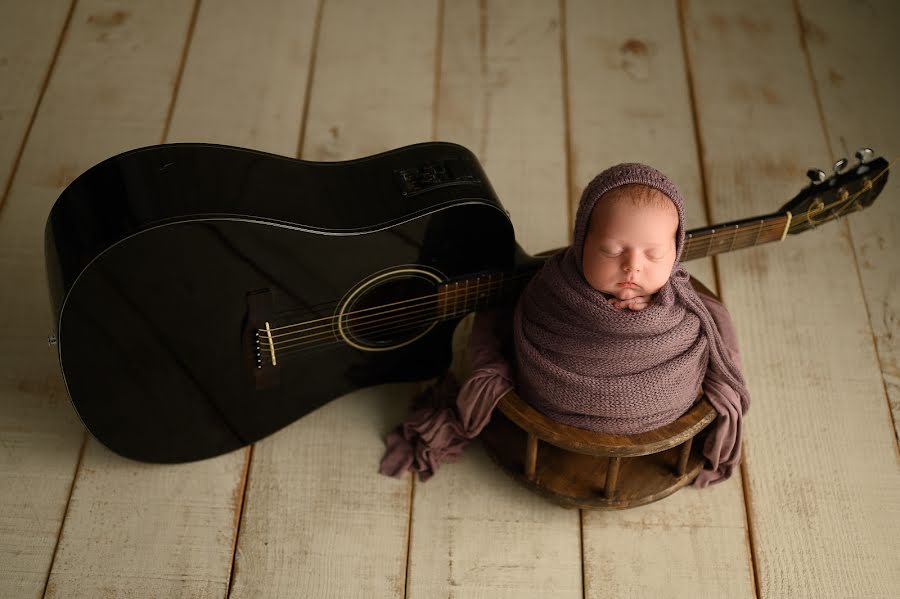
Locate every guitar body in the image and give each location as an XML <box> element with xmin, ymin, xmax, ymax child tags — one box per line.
<box><xmin>45</xmin><ymin>143</ymin><xmax>517</xmax><ymax>462</ymax></box>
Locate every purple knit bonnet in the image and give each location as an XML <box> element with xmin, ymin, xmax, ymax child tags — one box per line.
<box><xmin>572</xmin><ymin>162</ymin><xmax>688</xmax><ymax>269</ymax></box>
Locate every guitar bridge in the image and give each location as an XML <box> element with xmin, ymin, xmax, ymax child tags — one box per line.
<box><xmin>244</xmin><ymin>288</ymin><xmax>280</xmax><ymax>390</ymax></box>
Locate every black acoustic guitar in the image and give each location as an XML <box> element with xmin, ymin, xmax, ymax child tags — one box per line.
<box><xmin>44</xmin><ymin>142</ymin><xmax>888</xmax><ymax>462</ymax></box>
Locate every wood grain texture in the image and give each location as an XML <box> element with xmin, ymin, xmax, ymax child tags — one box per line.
<box><xmin>405</xmin><ymin>2</ymin><xmax>581</xmax><ymax>597</ymax></box>
<box><xmin>0</xmin><ymin>1</ymin><xmax>194</xmax><ymax>598</ymax></box>
<box><xmin>566</xmin><ymin>1</ymin><xmax>755</xmax><ymax>596</ymax></box>
<box><xmin>0</xmin><ymin>3</ymin><xmax>75</xmax><ymax>596</ymax></box>
<box><xmin>683</xmin><ymin>0</ymin><xmax>900</xmax><ymax>596</ymax></box>
<box><xmin>407</xmin><ymin>443</ymin><xmax>583</xmax><ymax>598</ymax></box>
<box><xmin>435</xmin><ymin>0</ymin><xmax>569</xmax><ymax>255</ymax></box>
<box><xmin>795</xmin><ymin>0</ymin><xmax>900</xmax><ymax>448</ymax></box>
<box><xmin>299</xmin><ymin>0</ymin><xmax>439</xmax><ymax>161</ymax></box>
<box><xmin>1</xmin><ymin>2</ymin><xmax>897</xmax><ymax>597</ymax></box>
<box><xmin>46</xmin><ymin>444</ymin><xmax>248</xmax><ymax>599</ymax></box>
<box><xmin>0</xmin><ymin>0</ymin><xmax>72</xmax><ymax>211</ymax></box>
<box><xmin>42</xmin><ymin>1</ymin><xmax>314</xmax><ymax>596</ymax></box>
<box><xmin>230</xmin><ymin>383</ymin><xmax>417</xmax><ymax>598</ymax></box>
<box><xmin>227</xmin><ymin>1</ymin><xmax>438</xmax><ymax>596</ymax></box>
<box><xmin>166</xmin><ymin>0</ymin><xmax>317</xmax><ymax>152</ymax></box>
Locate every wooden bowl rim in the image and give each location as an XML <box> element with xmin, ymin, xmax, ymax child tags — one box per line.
<box><xmin>495</xmin><ymin>390</ymin><xmax>717</xmax><ymax>457</ymax></box>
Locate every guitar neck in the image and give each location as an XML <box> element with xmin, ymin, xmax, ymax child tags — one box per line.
<box><xmin>681</xmin><ymin>211</ymin><xmax>791</xmax><ymax>261</ymax></box>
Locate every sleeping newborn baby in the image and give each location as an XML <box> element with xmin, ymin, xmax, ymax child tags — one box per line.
<box><xmin>381</xmin><ymin>163</ymin><xmax>750</xmax><ymax>488</ymax></box>
<box><xmin>513</xmin><ymin>162</ymin><xmax>751</xmax><ymax>486</ymax></box>
<box><xmin>581</xmin><ymin>183</ymin><xmax>679</xmax><ymax>311</ymax></box>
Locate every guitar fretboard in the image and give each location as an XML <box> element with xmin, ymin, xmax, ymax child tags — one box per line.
<box><xmin>681</xmin><ymin>212</ymin><xmax>790</xmax><ymax>261</ymax></box>
<box><xmin>436</xmin><ymin>272</ymin><xmax>520</xmax><ymax>319</ymax></box>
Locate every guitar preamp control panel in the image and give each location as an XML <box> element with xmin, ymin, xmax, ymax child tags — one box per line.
<box><xmin>395</xmin><ymin>159</ymin><xmax>482</xmax><ymax>198</ymax></box>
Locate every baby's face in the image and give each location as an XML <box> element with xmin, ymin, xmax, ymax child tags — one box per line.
<box><xmin>581</xmin><ymin>191</ymin><xmax>679</xmax><ymax>301</ymax></box>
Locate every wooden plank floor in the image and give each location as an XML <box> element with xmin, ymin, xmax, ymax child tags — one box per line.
<box><xmin>1</xmin><ymin>1</ymin><xmax>897</xmax><ymax>597</ymax></box>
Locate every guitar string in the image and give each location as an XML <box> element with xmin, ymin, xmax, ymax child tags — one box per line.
<box><xmin>259</xmin><ymin>221</ymin><xmax>810</xmax><ymax>353</ymax></box>
<box><xmin>259</xmin><ymin>160</ymin><xmax>894</xmax><ymax>353</ymax></box>
<box><xmin>259</xmin><ymin>217</ymin><xmax>839</xmax><ymax>351</ymax></box>
<box><xmin>260</xmin><ymin>220</ymin><xmax>795</xmax><ymax>346</ymax></box>
<box><xmin>271</xmin><ymin>314</ymin><xmax>474</xmax><ymax>359</ymax></box>
<box><xmin>264</xmin><ymin>213</ymin><xmax>807</xmax><ymax>335</ymax></box>
<box><xmin>265</xmin><ymin>198</ymin><xmax>849</xmax><ymax>339</ymax></box>
<box><xmin>263</xmin><ymin>220</ymin><xmax>791</xmax><ymax>340</ymax></box>
<box><xmin>263</xmin><ymin>276</ymin><xmax>523</xmax><ymax>347</ymax></box>
<box><xmin>266</xmin><ymin>273</ymin><xmax>525</xmax><ymax>339</ymax></box>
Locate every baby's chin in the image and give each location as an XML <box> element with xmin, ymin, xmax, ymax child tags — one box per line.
<box><xmin>606</xmin><ymin>287</ymin><xmax>641</xmax><ymax>300</ymax></box>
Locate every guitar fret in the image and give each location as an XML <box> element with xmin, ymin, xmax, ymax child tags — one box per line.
<box><xmin>463</xmin><ymin>279</ymin><xmax>470</xmax><ymax>314</ymax></box>
<box><xmin>453</xmin><ymin>282</ymin><xmax>459</xmax><ymax>317</ymax></box>
<box><xmin>704</xmin><ymin>229</ymin><xmax>714</xmax><ymax>257</ymax></box>
<box><xmin>709</xmin><ymin>228</ymin><xmax>730</xmax><ymax>255</ymax></box>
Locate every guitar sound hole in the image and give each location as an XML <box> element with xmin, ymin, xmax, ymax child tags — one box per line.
<box><xmin>344</xmin><ymin>275</ymin><xmax>438</xmax><ymax>348</ymax></box>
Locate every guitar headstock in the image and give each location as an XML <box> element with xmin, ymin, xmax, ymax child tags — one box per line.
<box><xmin>778</xmin><ymin>148</ymin><xmax>889</xmax><ymax>235</ymax></box>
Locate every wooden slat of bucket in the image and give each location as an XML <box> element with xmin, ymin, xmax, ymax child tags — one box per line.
<box><xmin>676</xmin><ymin>437</ymin><xmax>693</xmax><ymax>476</ymax></box>
<box><xmin>405</xmin><ymin>1</ymin><xmax>582</xmax><ymax>597</ymax></box>
<box><xmin>565</xmin><ymin>1</ymin><xmax>756</xmax><ymax>597</ymax></box>
<box><xmin>525</xmin><ymin>433</ymin><xmax>539</xmax><ymax>480</ymax></box>
<box><xmin>605</xmin><ymin>456</ymin><xmax>622</xmax><ymax>498</ymax></box>
<box><xmin>684</xmin><ymin>1</ymin><xmax>900</xmax><ymax>596</ymax></box>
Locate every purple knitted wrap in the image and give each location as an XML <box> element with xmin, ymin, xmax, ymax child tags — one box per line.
<box><xmin>512</xmin><ymin>163</ymin><xmax>750</xmax><ymax>433</ymax></box>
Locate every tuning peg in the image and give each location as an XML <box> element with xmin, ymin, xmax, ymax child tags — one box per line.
<box><xmin>854</xmin><ymin>147</ymin><xmax>873</xmax><ymax>164</ymax></box>
<box><xmin>806</xmin><ymin>168</ymin><xmax>826</xmax><ymax>184</ymax></box>
<box><xmin>833</xmin><ymin>158</ymin><xmax>849</xmax><ymax>174</ymax></box>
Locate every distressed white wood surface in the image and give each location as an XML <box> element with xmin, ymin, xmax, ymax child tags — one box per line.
<box><xmin>683</xmin><ymin>1</ymin><xmax>900</xmax><ymax>597</ymax></box>
<box><xmin>1</xmin><ymin>1</ymin><xmax>897</xmax><ymax>597</ymax></box>
<box><xmin>0</xmin><ymin>0</ymin><xmax>71</xmax><ymax>208</ymax></box>
<box><xmin>566</xmin><ymin>2</ymin><xmax>755</xmax><ymax>597</ymax></box>
<box><xmin>436</xmin><ymin>0</ymin><xmax>569</xmax><ymax>255</ymax></box>
<box><xmin>796</xmin><ymin>0</ymin><xmax>900</xmax><ymax>446</ymax></box>
<box><xmin>166</xmin><ymin>0</ymin><xmax>317</xmax><ymax>152</ymax></box>
<box><xmin>41</xmin><ymin>1</ymin><xmax>286</xmax><ymax>597</ymax></box>
<box><xmin>405</xmin><ymin>2</ymin><xmax>581</xmax><ymax>598</ymax></box>
<box><xmin>228</xmin><ymin>1</ymin><xmax>437</xmax><ymax>596</ymax></box>
<box><xmin>0</xmin><ymin>1</ymin><xmax>194</xmax><ymax>598</ymax></box>
<box><xmin>0</xmin><ymin>3</ymin><xmax>76</xmax><ymax>596</ymax></box>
